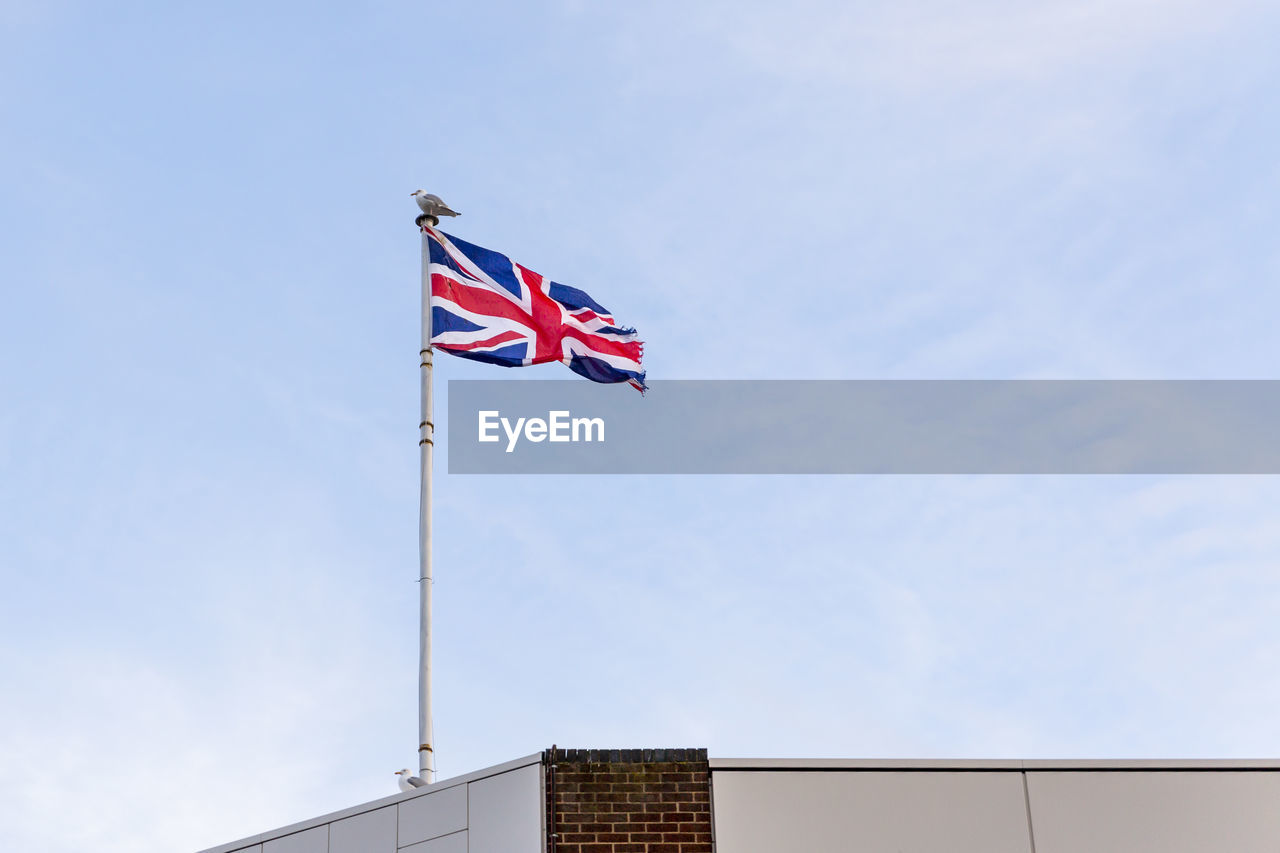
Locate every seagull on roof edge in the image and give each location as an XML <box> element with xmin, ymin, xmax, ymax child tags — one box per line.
<box><xmin>411</xmin><ymin>190</ymin><xmax>460</xmax><ymax>219</ymax></box>
<box><xmin>395</xmin><ymin>768</ymin><xmax>428</xmax><ymax>792</ymax></box>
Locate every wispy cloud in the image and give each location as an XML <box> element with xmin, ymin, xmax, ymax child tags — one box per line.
<box><xmin>669</xmin><ymin>0</ymin><xmax>1266</xmax><ymax>90</ymax></box>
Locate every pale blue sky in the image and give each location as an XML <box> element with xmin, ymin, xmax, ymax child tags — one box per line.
<box><xmin>3</xmin><ymin>2</ymin><xmax>1280</xmax><ymax>851</ymax></box>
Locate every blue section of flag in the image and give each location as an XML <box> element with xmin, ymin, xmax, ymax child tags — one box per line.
<box><xmin>440</xmin><ymin>233</ymin><xmax>522</xmax><ymax>299</ymax></box>
<box><xmin>567</xmin><ymin>352</ymin><xmax>643</xmax><ymax>386</ymax></box>
<box><xmin>548</xmin><ymin>281</ymin><xmax>610</xmax><ymax>315</ymax></box>
<box><xmin>432</xmin><ymin>306</ymin><xmax>486</xmax><ymax>334</ymax></box>
<box><xmin>428</xmin><ymin>237</ymin><xmax>480</xmax><ymax>282</ymax></box>
<box><xmin>446</xmin><ymin>342</ymin><xmax>529</xmax><ymax>367</ymax></box>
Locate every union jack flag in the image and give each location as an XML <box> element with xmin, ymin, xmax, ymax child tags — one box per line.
<box><xmin>424</xmin><ymin>225</ymin><xmax>646</xmax><ymax>391</ymax></box>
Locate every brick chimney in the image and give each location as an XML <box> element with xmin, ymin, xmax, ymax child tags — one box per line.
<box><xmin>544</xmin><ymin>748</ymin><xmax>713</xmax><ymax>853</ymax></box>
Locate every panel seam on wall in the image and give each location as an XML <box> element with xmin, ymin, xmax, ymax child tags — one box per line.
<box><xmin>540</xmin><ymin>757</ymin><xmax>549</xmax><ymax>853</ymax></box>
<box><xmin>708</xmin><ymin>764</ymin><xmax>718</xmax><ymax>853</ymax></box>
<box><xmin>1021</xmin><ymin>771</ymin><xmax>1038</xmax><ymax>853</ymax></box>
<box><xmin>399</xmin><ymin>827</ymin><xmax>468</xmax><ymax>852</ymax></box>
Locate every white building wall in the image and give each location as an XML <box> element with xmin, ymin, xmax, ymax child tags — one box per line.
<box><xmin>709</xmin><ymin>759</ymin><xmax>1280</xmax><ymax>853</ymax></box>
<box><xmin>198</xmin><ymin>754</ymin><xmax>543</xmax><ymax>853</ymax></box>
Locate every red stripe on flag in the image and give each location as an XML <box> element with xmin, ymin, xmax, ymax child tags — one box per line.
<box><xmin>437</xmin><ymin>330</ymin><xmax>526</xmax><ymax>352</ymax></box>
<box><xmin>432</xmin><ymin>273</ymin><xmax>533</xmax><ymax>326</ymax></box>
<box><xmin>560</xmin><ymin>325</ymin><xmax>643</xmax><ymax>359</ymax></box>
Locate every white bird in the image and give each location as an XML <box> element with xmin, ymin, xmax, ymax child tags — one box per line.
<box><xmin>410</xmin><ymin>190</ymin><xmax>460</xmax><ymax>219</ymax></box>
<box><xmin>395</xmin><ymin>768</ymin><xmax>428</xmax><ymax>792</ymax></box>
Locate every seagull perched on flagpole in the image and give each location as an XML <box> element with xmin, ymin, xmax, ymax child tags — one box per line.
<box><xmin>395</xmin><ymin>768</ymin><xmax>428</xmax><ymax>792</ymax></box>
<box><xmin>411</xmin><ymin>190</ymin><xmax>460</xmax><ymax>221</ymax></box>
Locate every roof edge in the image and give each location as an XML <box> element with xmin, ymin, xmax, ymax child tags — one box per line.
<box><xmin>709</xmin><ymin>758</ymin><xmax>1280</xmax><ymax>771</ymax></box>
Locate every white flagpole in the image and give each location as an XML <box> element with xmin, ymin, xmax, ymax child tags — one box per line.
<box><xmin>418</xmin><ymin>215</ymin><xmax>436</xmax><ymax>784</ymax></box>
